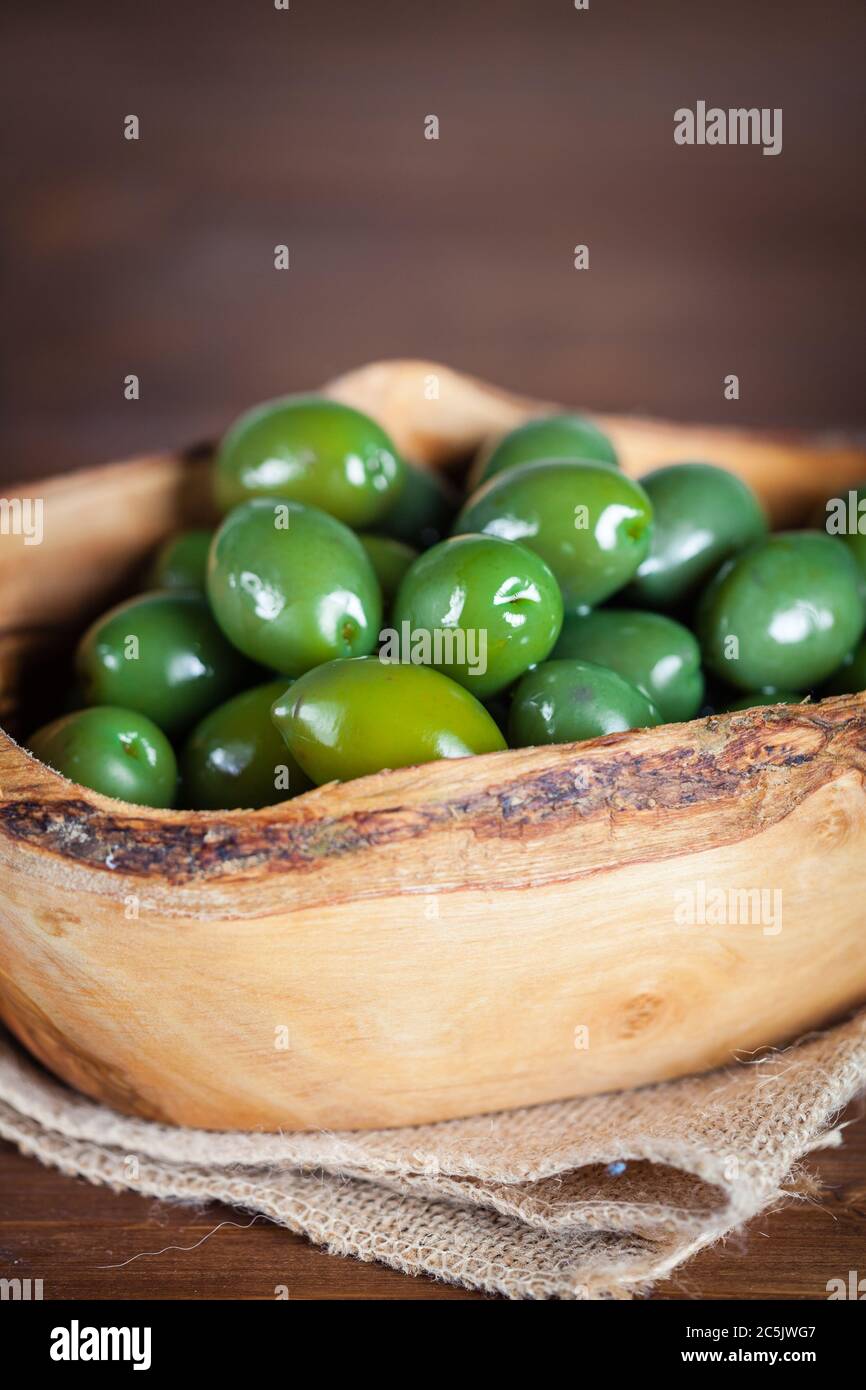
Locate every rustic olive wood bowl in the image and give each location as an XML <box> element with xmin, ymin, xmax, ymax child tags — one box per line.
<box><xmin>1</xmin><ymin>360</ymin><xmax>866</xmax><ymax>1131</ymax></box>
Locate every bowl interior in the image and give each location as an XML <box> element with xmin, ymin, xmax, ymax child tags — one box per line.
<box><xmin>0</xmin><ymin>449</ymin><xmax>217</xmax><ymax>740</ymax></box>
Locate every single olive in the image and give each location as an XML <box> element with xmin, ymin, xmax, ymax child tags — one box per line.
<box><xmin>821</xmin><ymin>638</ymin><xmax>866</xmax><ymax>696</ymax></box>
<box><xmin>474</xmin><ymin>414</ymin><xmax>618</xmax><ymax>487</ymax></box>
<box><xmin>214</xmin><ymin>395</ymin><xmax>405</xmax><ymax>527</ymax></box>
<box><xmin>725</xmin><ymin>691</ymin><xmax>806</xmax><ymax>711</ymax></box>
<box><xmin>454</xmin><ymin>460</ymin><xmax>653</xmax><ymax>612</ymax></box>
<box><xmin>207</xmin><ymin>499</ymin><xmax>382</xmax><ymax>675</ymax></box>
<box><xmin>28</xmin><ymin>706</ymin><xmax>177</xmax><ymax>808</ymax></box>
<box><xmin>552</xmin><ymin>608</ymin><xmax>704</xmax><ymax>723</ymax></box>
<box><xmin>696</xmin><ymin>531</ymin><xmax>866</xmax><ymax>691</ymax></box>
<box><xmin>77</xmin><ymin>591</ymin><xmax>253</xmax><ymax>736</ymax></box>
<box><xmin>358</xmin><ymin>534</ymin><xmax>418</xmax><ymax>603</ymax></box>
<box><xmin>375</xmin><ymin>462</ymin><xmax>457</xmax><ymax>549</ymax></box>
<box><xmin>392</xmin><ymin>534</ymin><xmax>563</xmax><ymax>698</ymax></box>
<box><xmin>146</xmin><ymin>529</ymin><xmax>213</xmax><ymax>593</ymax></box>
<box><xmin>626</xmin><ymin>463</ymin><xmax>767</xmax><ymax>610</ymax></box>
<box><xmin>271</xmin><ymin>656</ymin><xmax>506</xmax><ymax>785</ymax></box>
<box><xmin>508</xmin><ymin>659</ymin><xmax>661</xmax><ymax>747</ymax></box>
<box><xmin>180</xmin><ymin>680</ymin><xmax>311</xmax><ymax>810</ymax></box>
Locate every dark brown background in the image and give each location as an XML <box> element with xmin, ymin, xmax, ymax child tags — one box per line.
<box><xmin>2</xmin><ymin>0</ymin><xmax>865</xmax><ymax>484</ymax></box>
<box><xmin>2</xmin><ymin>0</ymin><xmax>865</xmax><ymax>1301</ymax></box>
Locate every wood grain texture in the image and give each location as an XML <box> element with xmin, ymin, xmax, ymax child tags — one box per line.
<box><xmin>1</xmin><ymin>366</ymin><xmax>866</xmax><ymax>1130</ymax></box>
<box><xmin>2</xmin><ymin>710</ymin><xmax>866</xmax><ymax>1130</ymax></box>
<box><xmin>2</xmin><ymin>1100</ymin><xmax>865</xmax><ymax>1299</ymax></box>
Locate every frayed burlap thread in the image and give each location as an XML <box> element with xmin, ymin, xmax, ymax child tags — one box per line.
<box><xmin>1</xmin><ymin>1013</ymin><xmax>865</xmax><ymax>1299</ymax></box>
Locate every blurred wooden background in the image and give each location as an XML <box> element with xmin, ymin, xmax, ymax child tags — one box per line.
<box><xmin>2</xmin><ymin>0</ymin><xmax>865</xmax><ymax>483</ymax></box>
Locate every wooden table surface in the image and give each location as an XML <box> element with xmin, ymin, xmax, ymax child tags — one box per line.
<box><xmin>2</xmin><ymin>1101</ymin><xmax>865</xmax><ymax>1300</ymax></box>
<box><xmin>2</xmin><ymin>0</ymin><xmax>865</xmax><ymax>1302</ymax></box>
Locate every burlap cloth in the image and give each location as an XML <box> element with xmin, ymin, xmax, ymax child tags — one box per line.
<box><xmin>2</xmin><ymin>1012</ymin><xmax>865</xmax><ymax>1299</ymax></box>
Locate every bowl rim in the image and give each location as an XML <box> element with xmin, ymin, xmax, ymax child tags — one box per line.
<box><xmin>2</xmin><ymin>691</ymin><xmax>865</xmax><ymax>898</ymax></box>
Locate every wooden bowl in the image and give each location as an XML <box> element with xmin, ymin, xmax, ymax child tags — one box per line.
<box><xmin>1</xmin><ymin>360</ymin><xmax>866</xmax><ymax>1132</ymax></box>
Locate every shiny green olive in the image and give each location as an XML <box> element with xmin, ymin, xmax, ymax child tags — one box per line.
<box><xmin>214</xmin><ymin>396</ymin><xmax>405</xmax><ymax>527</ymax></box>
<box><xmin>821</xmin><ymin>638</ymin><xmax>866</xmax><ymax>696</ymax></box>
<box><xmin>147</xmin><ymin>529</ymin><xmax>213</xmax><ymax>593</ymax></box>
<box><xmin>474</xmin><ymin>414</ymin><xmax>618</xmax><ymax>487</ymax></box>
<box><xmin>28</xmin><ymin>706</ymin><xmax>177</xmax><ymax>808</ymax></box>
<box><xmin>508</xmin><ymin>659</ymin><xmax>661</xmax><ymax>747</ymax></box>
<box><xmin>725</xmin><ymin>690</ymin><xmax>806</xmax><ymax>711</ymax></box>
<box><xmin>375</xmin><ymin>462</ymin><xmax>457</xmax><ymax>549</ymax></box>
<box><xmin>627</xmin><ymin>463</ymin><xmax>767</xmax><ymax>610</ymax></box>
<box><xmin>358</xmin><ymin>535</ymin><xmax>418</xmax><ymax>603</ymax></box>
<box><xmin>207</xmin><ymin>499</ymin><xmax>382</xmax><ymax>675</ymax></box>
<box><xmin>552</xmin><ymin>608</ymin><xmax>704</xmax><ymax>723</ymax></box>
<box><xmin>392</xmin><ymin>534</ymin><xmax>563</xmax><ymax>698</ymax></box>
<box><xmin>180</xmin><ymin>680</ymin><xmax>311</xmax><ymax>809</ymax></box>
<box><xmin>271</xmin><ymin>656</ymin><xmax>506</xmax><ymax>785</ymax></box>
<box><xmin>696</xmin><ymin>532</ymin><xmax>865</xmax><ymax>691</ymax></box>
<box><xmin>454</xmin><ymin>460</ymin><xmax>653</xmax><ymax>612</ymax></box>
<box><xmin>77</xmin><ymin>591</ymin><xmax>253</xmax><ymax>736</ymax></box>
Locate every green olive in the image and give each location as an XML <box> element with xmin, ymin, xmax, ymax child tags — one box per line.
<box><xmin>147</xmin><ymin>529</ymin><xmax>213</xmax><ymax>593</ymax></box>
<box><xmin>271</xmin><ymin>656</ymin><xmax>506</xmax><ymax>784</ymax></box>
<box><xmin>508</xmin><ymin>659</ymin><xmax>661</xmax><ymax>747</ymax></box>
<box><xmin>214</xmin><ymin>396</ymin><xmax>405</xmax><ymax>527</ymax></box>
<box><xmin>28</xmin><ymin>706</ymin><xmax>177</xmax><ymax>808</ymax></box>
<box><xmin>77</xmin><ymin>591</ymin><xmax>253</xmax><ymax>736</ymax></box>
<box><xmin>392</xmin><ymin>534</ymin><xmax>563</xmax><ymax>698</ymax></box>
<box><xmin>474</xmin><ymin>414</ymin><xmax>618</xmax><ymax>487</ymax></box>
<box><xmin>207</xmin><ymin>499</ymin><xmax>382</xmax><ymax>675</ymax></box>
<box><xmin>454</xmin><ymin>460</ymin><xmax>653</xmax><ymax>612</ymax></box>
<box><xmin>375</xmin><ymin>462</ymin><xmax>457</xmax><ymax>549</ymax></box>
<box><xmin>180</xmin><ymin>680</ymin><xmax>311</xmax><ymax>809</ymax></box>
<box><xmin>626</xmin><ymin>463</ymin><xmax>767</xmax><ymax>610</ymax></box>
<box><xmin>358</xmin><ymin>535</ymin><xmax>418</xmax><ymax>603</ymax></box>
<box><xmin>552</xmin><ymin>608</ymin><xmax>704</xmax><ymax>723</ymax></box>
<box><xmin>696</xmin><ymin>531</ymin><xmax>866</xmax><ymax>691</ymax></box>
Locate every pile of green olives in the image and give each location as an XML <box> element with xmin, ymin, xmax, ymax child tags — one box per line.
<box><xmin>26</xmin><ymin>392</ymin><xmax>866</xmax><ymax>809</ymax></box>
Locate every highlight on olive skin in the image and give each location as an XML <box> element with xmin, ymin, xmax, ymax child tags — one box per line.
<box><xmin>180</xmin><ymin>680</ymin><xmax>312</xmax><ymax>810</ymax></box>
<box><xmin>392</xmin><ymin>533</ymin><xmax>564</xmax><ymax>698</ymax></box>
<box><xmin>213</xmin><ymin>396</ymin><xmax>405</xmax><ymax>527</ymax></box>
<box><xmin>25</xmin><ymin>398</ymin><xmax>865</xmax><ymax>808</ymax></box>
<box><xmin>453</xmin><ymin>460</ymin><xmax>654</xmax><ymax>612</ymax></box>
<box><xmin>76</xmin><ymin>590</ymin><xmax>254</xmax><ymax>738</ymax></box>
<box><xmin>626</xmin><ymin>462</ymin><xmax>767</xmax><ymax>610</ymax></box>
<box><xmin>270</xmin><ymin>656</ymin><xmax>506</xmax><ymax>786</ymax></box>
<box><xmin>508</xmin><ymin>659</ymin><xmax>662</xmax><ymax>748</ymax></box>
<box><xmin>27</xmin><ymin>707</ymin><xmax>178</xmax><ymax>809</ymax></box>
<box><xmin>206</xmin><ymin>498</ymin><xmax>383</xmax><ymax>676</ymax></box>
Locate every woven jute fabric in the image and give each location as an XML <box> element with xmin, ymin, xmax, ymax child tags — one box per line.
<box><xmin>2</xmin><ymin>1013</ymin><xmax>865</xmax><ymax>1299</ymax></box>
